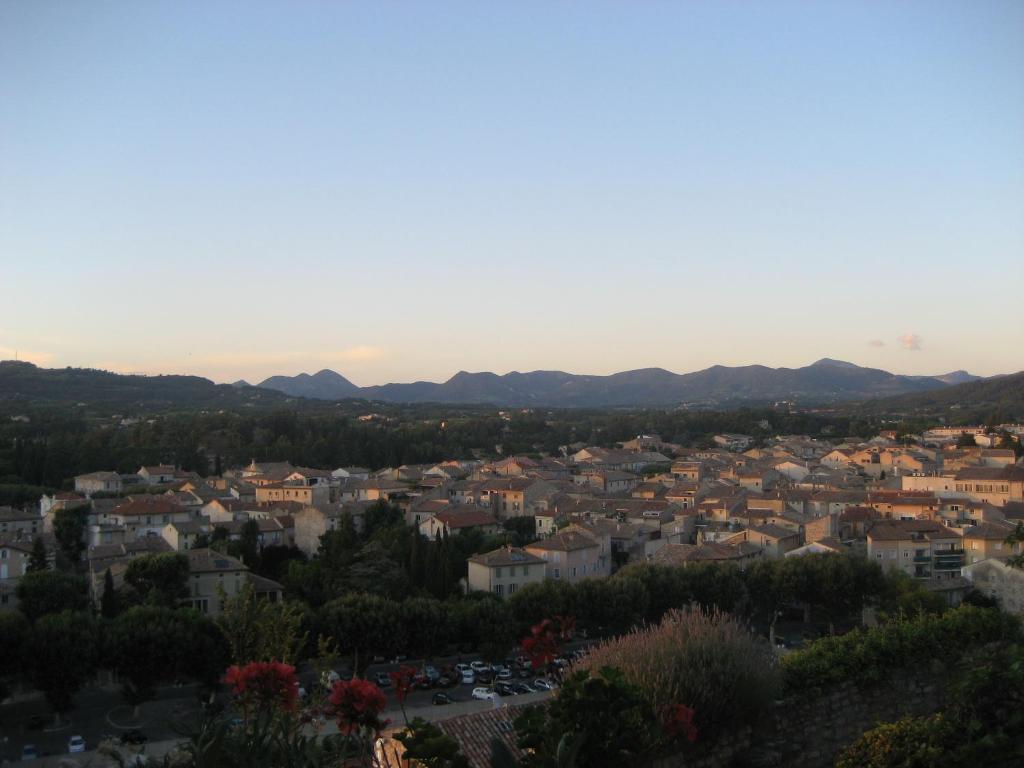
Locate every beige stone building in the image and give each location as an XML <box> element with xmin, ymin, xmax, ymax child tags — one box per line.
<box><xmin>466</xmin><ymin>546</ymin><xmax>545</xmax><ymax>598</ymax></box>
<box><xmin>866</xmin><ymin>520</ymin><xmax>964</xmax><ymax>580</ymax></box>
<box><xmin>962</xmin><ymin>521</ymin><xmax>1021</xmax><ymax>565</ymax></box>
<box><xmin>525</xmin><ymin>528</ymin><xmax>610</xmax><ymax>583</ymax></box>
<box><xmin>185</xmin><ymin>548</ymin><xmax>283</xmax><ymax>616</ymax></box>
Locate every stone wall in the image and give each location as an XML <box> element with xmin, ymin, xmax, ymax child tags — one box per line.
<box><xmin>652</xmin><ymin>667</ymin><xmax>944</xmax><ymax>768</ymax></box>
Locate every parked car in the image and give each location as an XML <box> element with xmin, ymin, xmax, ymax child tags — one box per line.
<box><xmin>512</xmin><ymin>683</ymin><xmax>536</xmax><ymax>695</ymax></box>
<box><xmin>476</xmin><ymin>669</ymin><xmax>494</xmax><ymax>684</ymax></box>
<box><xmin>471</xmin><ymin>687</ymin><xmax>496</xmax><ymax>701</ymax></box>
<box><xmin>413</xmin><ymin>674</ymin><xmax>432</xmax><ymax>690</ymax></box>
<box><xmin>497</xmin><ymin>667</ymin><xmax>513</xmax><ymax>680</ymax></box>
<box><xmin>460</xmin><ymin>669</ymin><xmax>476</xmax><ymax>685</ymax></box>
<box><xmin>470</xmin><ymin>660</ymin><xmax>490</xmax><ymax>673</ymax></box>
<box><xmin>121</xmin><ymin>729</ymin><xmax>148</xmax><ymax>745</ymax></box>
<box><xmin>20</xmin><ymin>745</ymin><xmax>38</xmax><ymax>761</ymax></box>
<box><xmin>533</xmin><ymin>678</ymin><xmax>556</xmax><ymax>691</ymax></box>
<box><xmin>432</xmin><ymin>692</ymin><xmax>454</xmax><ymax>705</ymax></box>
<box><xmin>454</xmin><ymin>662</ymin><xmax>471</xmax><ymax>674</ymax></box>
<box><xmin>494</xmin><ymin>682</ymin><xmax>515</xmax><ymax>697</ymax></box>
<box><xmin>436</xmin><ymin>675</ymin><xmax>456</xmax><ymax>688</ymax></box>
<box><xmin>424</xmin><ymin>665</ymin><xmax>440</xmax><ymax>681</ymax></box>
<box><xmin>68</xmin><ymin>735</ymin><xmax>86</xmax><ymax>753</ymax></box>
<box><xmin>374</xmin><ymin>672</ymin><xmax>391</xmax><ymax>687</ymax></box>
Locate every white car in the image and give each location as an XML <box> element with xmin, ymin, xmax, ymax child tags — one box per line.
<box><xmin>460</xmin><ymin>669</ymin><xmax>476</xmax><ymax>685</ymax></box>
<box><xmin>454</xmin><ymin>663</ymin><xmax>471</xmax><ymax>674</ymax></box>
<box><xmin>470</xmin><ymin>661</ymin><xmax>490</xmax><ymax>673</ymax></box>
<box><xmin>68</xmin><ymin>735</ymin><xmax>86</xmax><ymax>753</ymax></box>
<box><xmin>533</xmin><ymin>678</ymin><xmax>556</xmax><ymax>690</ymax></box>
<box><xmin>471</xmin><ymin>687</ymin><xmax>496</xmax><ymax>701</ymax></box>
<box><xmin>497</xmin><ymin>668</ymin><xmax>513</xmax><ymax>680</ymax></box>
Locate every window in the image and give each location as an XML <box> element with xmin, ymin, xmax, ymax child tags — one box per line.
<box><xmin>495</xmin><ymin>567</ymin><xmax>503</xmax><ymax>578</ymax></box>
<box><xmin>571</xmin><ymin>567</ymin><xmax>577</xmax><ymax>577</ymax></box>
<box><xmin>553</xmin><ymin>568</ymin><xmax>560</xmax><ymax>579</ymax></box>
<box><xmin>494</xmin><ymin>584</ymin><xmax>504</xmax><ymax>597</ymax></box>
<box><xmin>509</xmin><ymin>583</ymin><xmax>516</xmax><ymax>594</ymax></box>
<box><xmin>509</xmin><ymin>566</ymin><xmax>516</xmax><ymax>577</ymax></box>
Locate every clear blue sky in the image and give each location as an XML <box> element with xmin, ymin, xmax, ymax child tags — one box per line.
<box><xmin>1</xmin><ymin>1</ymin><xmax>1021</xmax><ymax>384</ymax></box>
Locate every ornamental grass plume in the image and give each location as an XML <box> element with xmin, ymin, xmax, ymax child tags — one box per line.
<box><xmin>579</xmin><ymin>607</ymin><xmax>779</xmax><ymax>741</ymax></box>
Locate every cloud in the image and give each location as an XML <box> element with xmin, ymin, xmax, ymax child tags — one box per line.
<box><xmin>867</xmin><ymin>339</ymin><xmax>885</xmax><ymax>348</ymax></box>
<box><xmin>898</xmin><ymin>334</ymin><xmax>923</xmax><ymax>351</ymax></box>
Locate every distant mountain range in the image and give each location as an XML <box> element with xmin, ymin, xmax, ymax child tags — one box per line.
<box><xmin>255</xmin><ymin>359</ymin><xmax>985</xmax><ymax>407</ymax></box>
<box><xmin>0</xmin><ymin>359</ymin><xmax>1011</xmax><ymax>413</ymax></box>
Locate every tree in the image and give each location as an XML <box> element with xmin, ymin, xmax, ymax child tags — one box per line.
<box><xmin>16</xmin><ymin>570</ymin><xmax>87</xmax><ymax>622</ymax></box>
<box><xmin>123</xmin><ymin>552</ymin><xmax>189</xmax><ymax>607</ymax></box>
<box><xmin>107</xmin><ymin>606</ymin><xmax>229</xmax><ymax>719</ymax></box>
<box><xmin>956</xmin><ymin>432</ymin><xmax>977</xmax><ymax>448</ymax></box>
<box><xmin>1005</xmin><ymin>522</ymin><xmax>1024</xmax><ymax>569</ymax></box>
<box><xmin>321</xmin><ymin>592</ymin><xmax>405</xmax><ymax>673</ymax></box>
<box><xmin>394</xmin><ymin>718</ymin><xmax>471</xmax><ymax>768</ymax></box>
<box><xmin>27</xmin><ymin>611</ymin><xmax>99</xmax><ymax>722</ymax></box>
<box><xmin>27</xmin><ymin>536</ymin><xmax>48</xmax><ymax>572</ymax></box>
<box><xmin>515</xmin><ymin>667</ymin><xmax>659</xmax><ymax>767</ymax></box>
<box><xmin>51</xmin><ymin>506</ymin><xmax>87</xmax><ymax>567</ymax></box>
<box><xmin>100</xmin><ymin>567</ymin><xmax>121</xmax><ymax>618</ymax></box>
<box><xmin>0</xmin><ymin>612</ymin><xmax>29</xmax><ymax>701</ymax></box>
<box><xmin>217</xmin><ymin>584</ymin><xmax>307</xmax><ymax>665</ymax></box>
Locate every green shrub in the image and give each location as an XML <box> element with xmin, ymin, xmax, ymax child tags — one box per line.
<box><xmin>835</xmin><ymin>713</ymin><xmax>955</xmax><ymax>768</ymax></box>
<box><xmin>781</xmin><ymin>604</ymin><xmax>1020</xmax><ymax>694</ymax></box>
<box><xmin>579</xmin><ymin>607</ymin><xmax>780</xmax><ymax>740</ymax></box>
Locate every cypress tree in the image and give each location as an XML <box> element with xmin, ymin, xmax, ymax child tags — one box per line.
<box><xmin>100</xmin><ymin>568</ymin><xmax>120</xmax><ymax>619</ymax></box>
<box><xmin>27</xmin><ymin>536</ymin><xmax>49</xmax><ymax>572</ymax></box>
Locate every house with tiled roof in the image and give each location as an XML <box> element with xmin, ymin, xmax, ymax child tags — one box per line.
<box><xmin>418</xmin><ymin>507</ymin><xmax>500</xmax><ymax>539</ymax></box>
<box><xmin>525</xmin><ymin>527</ymin><xmax>610</xmax><ymax>583</ymax></box>
<box><xmin>74</xmin><ymin>471</ymin><xmax>122</xmax><ymax>496</ymax></box>
<box><xmin>185</xmin><ymin>548</ymin><xmax>283</xmax><ymax>616</ymax></box>
<box><xmin>435</xmin><ymin>702</ymin><xmax>530</xmax><ymax>767</ymax></box>
<box><xmin>867</xmin><ymin>520</ymin><xmax>964</xmax><ymax>581</ymax></box>
<box><xmin>467</xmin><ymin>546</ymin><xmax>545</xmax><ymax>597</ymax></box>
<box><xmin>0</xmin><ymin>538</ymin><xmax>34</xmax><ymax>611</ymax></box>
<box><xmin>962</xmin><ymin>520</ymin><xmax>1020</xmax><ymax>565</ymax></box>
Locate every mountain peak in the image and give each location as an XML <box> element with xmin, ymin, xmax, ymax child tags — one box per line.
<box><xmin>810</xmin><ymin>358</ymin><xmax>860</xmax><ymax>369</ymax></box>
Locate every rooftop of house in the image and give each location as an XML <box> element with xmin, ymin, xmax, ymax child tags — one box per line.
<box><xmin>186</xmin><ymin>548</ymin><xmax>248</xmax><ymax>574</ymax></box>
<box><xmin>526</xmin><ymin>529</ymin><xmax>599</xmax><ymax>553</ymax></box>
<box><xmin>867</xmin><ymin>519</ymin><xmax>960</xmax><ymax>542</ymax></box>
<box><xmin>468</xmin><ymin>546</ymin><xmax>545</xmax><ymax>568</ymax></box>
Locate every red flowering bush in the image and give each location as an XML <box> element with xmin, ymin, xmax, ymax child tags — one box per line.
<box><xmin>662</xmin><ymin>703</ymin><xmax>699</xmax><ymax>744</ymax></box>
<box><xmin>223</xmin><ymin>660</ymin><xmax>299</xmax><ymax>711</ymax></box>
<box><xmin>327</xmin><ymin>678</ymin><xmax>389</xmax><ymax>735</ymax></box>
<box><xmin>389</xmin><ymin>665</ymin><xmax>417</xmax><ymax>707</ymax></box>
<box><xmin>522</xmin><ymin>615</ymin><xmax>575</xmax><ymax>668</ymax></box>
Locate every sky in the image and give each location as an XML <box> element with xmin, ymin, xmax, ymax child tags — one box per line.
<box><xmin>1</xmin><ymin>1</ymin><xmax>1022</xmax><ymax>386</ymax></box>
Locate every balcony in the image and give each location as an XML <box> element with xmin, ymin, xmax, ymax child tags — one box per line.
<box><xmin>913</xmin><ymin>554</ymin><xmax>931</xmax><ymax>563</ymax></box>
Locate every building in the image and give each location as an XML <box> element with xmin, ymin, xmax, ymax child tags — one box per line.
<box><xmin>962</xmin><ymin>521</ymin><xmax>1020</xmax><ymax>565</ymax></box>
<box><xmin>866</xmin><ymin>520</ymin><xmax>965</xmax><ymax>580</ymax></box>
<box><xmin>0</xmin><ymin>538</ymin><xmax>33</xmax><ymax>611</ymax></box>
<box><xmin>74</xmin><ymin>471</ymin><xmax>123</xmax><ymax>496</ymax></box>
<box><xmin>524</xmin><ymin>528</ymin><xmax>610</xmax><ymax>583</ymax></box>
<box><xmin>466</xmin><ymin>546</ymin><xmax>545</xmax><ymax>597</ymax></box>
<box><xmin>0</xmin><ymin>506</ymin><xmax>43</xmax><ymax>538</ymax></box>
<box><xmin>185</xmin><ymin>548</ymin><xmax>283</xmax><ymax>616</ymax></box>
<box><xmin>418</xmin><ymin>508</ymin><xmax>500</xmax><ymax>539</ymax></box>
<box><xmin>138</xmin><ymin>465</ymin><xmax>177</xmax><ymax>485</ymax></box>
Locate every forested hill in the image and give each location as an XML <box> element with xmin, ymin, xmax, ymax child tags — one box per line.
<box><xmin>0</xmin><ymin>360</ymin><xmax>292</xmax><ymax>412</ymax></box>
<box><xmin>847</xmin><ymin>370</ymin><xmax>1024</xmax><ymax>421</ymax></box>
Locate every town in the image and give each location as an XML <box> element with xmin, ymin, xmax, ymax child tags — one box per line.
<box><xmin>1</xmin><ymin>417</ymin><xmax>1022</xmax><ymax>765</ymax></box>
